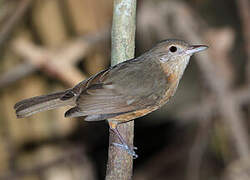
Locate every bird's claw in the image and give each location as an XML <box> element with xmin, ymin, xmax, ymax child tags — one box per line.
<box><xmin>112</xmin><ymin>142</ymin><xmax>138</xmax><ymax>159</ymax></box>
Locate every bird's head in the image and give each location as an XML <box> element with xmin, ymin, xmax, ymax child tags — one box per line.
<box><xmin>151</xmin><ymin>39</ymin><xmax>208</xmax><ymax>62</ymax></box>
<box><xmin>149</xmin><ymin>39</ymin><xmax>208</xmax><ymax>74</ymax></box>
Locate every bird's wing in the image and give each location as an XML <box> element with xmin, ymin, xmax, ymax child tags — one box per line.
<box><xmin>64</xmin><ymin>58</ymin><xmax>168</xmax><ymax>120</ymax></box>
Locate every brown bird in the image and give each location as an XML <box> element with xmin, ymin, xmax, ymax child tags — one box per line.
<box><xmin>14</xmin><ymin>39</ymin><xmax>208</xmax><ymax>158</ymax></box>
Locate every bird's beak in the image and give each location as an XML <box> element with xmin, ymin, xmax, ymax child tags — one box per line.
<box><xmin>186</xmin><ymin>45</ymin><xmax>208</xmax><ymax>55</ymax></box>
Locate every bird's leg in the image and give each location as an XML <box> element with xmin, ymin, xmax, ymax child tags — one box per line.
<box><xmin>108</xmin><ymin>121</ymin><xmax>138</xmax><ymax>159</ymax></box>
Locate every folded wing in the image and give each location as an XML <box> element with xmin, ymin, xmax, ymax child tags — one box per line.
<box><xmin>64</xmin><ymin>58</ymin><xmax>167</xmax><ymax>121</ymax></box>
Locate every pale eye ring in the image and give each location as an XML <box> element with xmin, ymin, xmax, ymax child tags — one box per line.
<box><xmin>169</xmin><ymin>46</ymin><xmax>177</xmax><ymax>52</ymax></box>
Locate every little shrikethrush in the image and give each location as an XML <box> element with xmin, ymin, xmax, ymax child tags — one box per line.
<box><xmin>14</xmin><ymin>39</ymin><xmax>208</xmax><ymax>158</ymax></box>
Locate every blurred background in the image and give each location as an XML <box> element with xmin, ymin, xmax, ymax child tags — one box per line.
<box><xmin>0</xmin><ymin>0</ymin><xmax>250</xmax><ymax>179</ymax></box>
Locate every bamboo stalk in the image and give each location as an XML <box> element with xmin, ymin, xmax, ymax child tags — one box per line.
<box><xmin>105</xmin><ymin>0</ymin><xmax>136</xmax><ymax>179</ymax></box>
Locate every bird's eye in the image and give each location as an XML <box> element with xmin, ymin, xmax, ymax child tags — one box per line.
<box><xmin>169</xmin><ymin>46</ymin><xmax>177</xmax><ymax>52</ymax></box>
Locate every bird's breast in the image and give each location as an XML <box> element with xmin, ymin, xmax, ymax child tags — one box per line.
<box><xmin>158</xmin><ymin>78</ymin><xmax>179</xmax><ymax>106</ymax></box>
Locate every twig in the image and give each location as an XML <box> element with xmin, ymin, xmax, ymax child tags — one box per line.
<box><xmin>0</xmin><ymin>29</ymin><xmax>109</xmax><ymax>88</ymax></box>
<box><xmin>166</xmin><ymin>0</ymin><xmax>249</xmax><ymax>159</ymax></box>
<box><xmin>106</xmin><ymin>0</ymin><xmax>136</xmax><ymax>179</ymax></box>
<box><xmin>0</xmin><ymin>63</ymin><xmax>35</xmax><ymax>89</ymax></box>
<box><xmin>236</xmin><ymin>0</ymin><xmax>250</xmax><ymax>82</ymax></box>
<box><xmin>178</xmin><ymin>86</ymin><xmax>250</xmax><ymax>121</ymax></box>
<box><xmin>186</xmin><ymin>117</ymin><xmax>211</xmax><ymax>180</ymax></box>
<box><xmin>12</xmin><ymin>37</ymin><xmax>86</xmax><ymax>87</ymax></box>
<box><xmin>0</xmin><ymin>0</ymin><xmax>31</xmax><ymax>49</ymax></box>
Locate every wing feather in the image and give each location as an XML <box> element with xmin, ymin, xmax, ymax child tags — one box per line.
<box><xmin>65</xmin><ymin>58</ymin><xmax>167</xmax><ymax>120</ymax></box>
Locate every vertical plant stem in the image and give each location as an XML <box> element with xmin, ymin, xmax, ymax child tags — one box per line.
<box><xmin>105</xmin><ymin>0</ymin><xmax>136</xmax><ymax>179</ymax></box>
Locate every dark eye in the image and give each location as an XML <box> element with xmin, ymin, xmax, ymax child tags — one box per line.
<box><xmin>169</xmin><ymin>46</ymin><xmax>177</xmax><ymax>52</ymax></box>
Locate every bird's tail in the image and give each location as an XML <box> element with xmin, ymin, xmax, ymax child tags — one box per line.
<box><xmin>14</xmin><ymin>90</ymin><xmax>75</xmax><ymax>118</ymax></box>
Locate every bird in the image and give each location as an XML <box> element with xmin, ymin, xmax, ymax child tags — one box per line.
<box><xmin>14</xmin><ymin>39</ymin><xmax>208</xmax><ymax>158</ymax></box>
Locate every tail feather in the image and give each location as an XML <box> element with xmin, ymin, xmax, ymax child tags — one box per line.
<box><xmin>14</xmin><ymin>91</ymin><xmax>75</xmax><ymax>118</ymax></box>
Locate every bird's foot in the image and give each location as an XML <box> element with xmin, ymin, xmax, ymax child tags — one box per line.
<box><xmin>112</xmin><ymin>142</ymin><xmax>138</xmax><ymax>159</ymax></box>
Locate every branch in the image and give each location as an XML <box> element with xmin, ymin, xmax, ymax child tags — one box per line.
<box><xmin>186</xmin><ymin>117</ymin><xmax>211</xmax><ymax>180</ymax></box>
<box><xmin>12</xmin><ymin>36</ymin><xmax>87</xmax><ymax>87</ymax></box>
<box><xmin>0</xmin><ymin>0</ymin><xmax>31</xmax><ymax>49</ymax></box>
<box><xmin>106</xmin><ymin>0</ymin><xmax>136</xmax><ymax>179</ymax></box>
<box><xmin>236</xmin><ymin>0</ymin><xmax>250</xmax><ymax>82</ymax></box>
<box><xmin>0</xmin><ymin>29</ymin><xmax>108</xmax><ymax>88</ymax></box>
<box><xmin>167</xmin><ymin>1</ymin><xmax>249</xmax><ymax>159</ymax></box>
<box><xmin>0</xmin><ymin>63</ymin><xmax>35</xmax><ymax>89</ymax></box>
<box><xmin>178</xmin><ymin>86</ymin><xmax>250</xmax><ymax>121</ymax></box>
